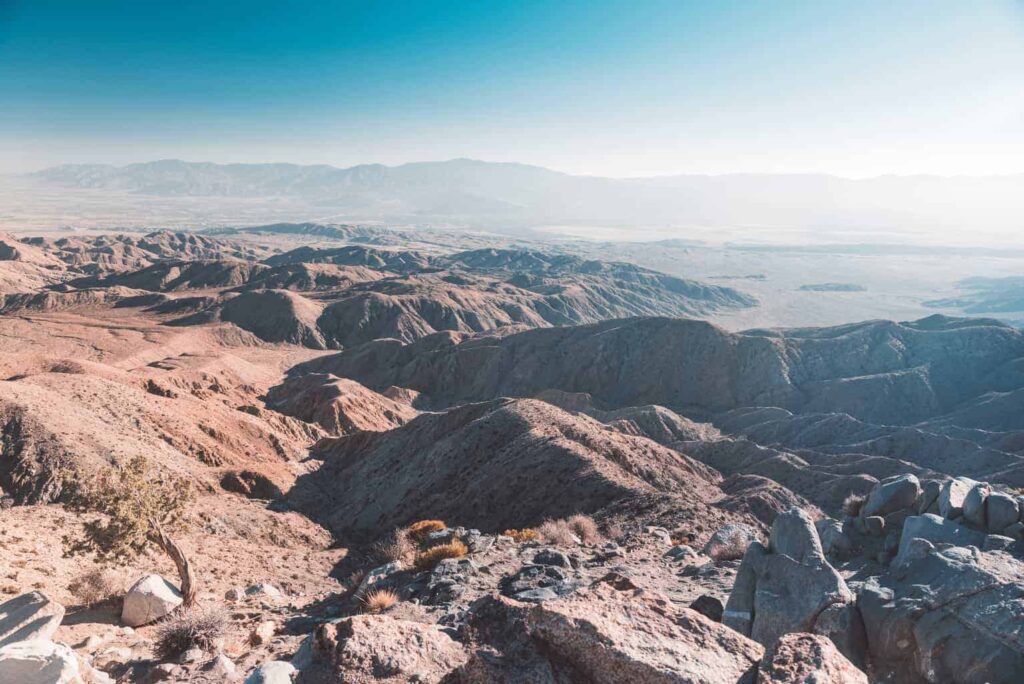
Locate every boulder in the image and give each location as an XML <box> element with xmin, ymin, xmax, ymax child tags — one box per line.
<box><xmin>702</xmin><ymin>523</ymin><xmax>760</xmax><ymax>561</ymax></box>
<box><xmin>355</xmin><ymin>562</ymin><xmax>402</xmax><ymax>597</ymax></box>
<box><xmin>665</xmin><ymin>544</ymin><xmax>698</xmax><ymax>561</ymax></box>
<box><xmin>725</xmin><ymin>508</ymin><xmax>865</xmax><ymax>668</ymax></box>
<box><xmin>814</xmin><ymin>518</ymin><xmax>852</xmax><ymax>560</ymax></box>
<box><xmin>458</xmin><ymin>584</ymin><xmax>762</xmax><ymax>683</ymax></box>
<box><xmin>0</xmin><ymin>639</ymin><xmax>80</xmax><ymax>684</ymax></box>
<box><xmin>862</xmin><ymin>474</ymin><xmax>921</xmax><ymax>518</ymax></box>
<box><xmin>894</xmin><ymin>514</ymin><xmax>987</xmax><ymax>567</ymax></box>
<box><xmin>533</xmin><ymin>549</ymin><xmax>572</xmax><ymax>568</ymax></box>
<box><xmin>249</xmin><ymin>620</ymin><xmax>276</xmax><ymax>646</ymax></box>
<box><xmin>501</xmin><ymin>563</ymin><xmax>582</xmax><ymax>602</ymax></box>
<box><xmin>987</xmin><ymin>492</ymin><xmax>1020</xmax><ymax>533</ymax></box>
<box><xmin>689</xmin><ymin>595</ymin><xmax>724</xmax><ymax>622</ymax></box>
<box><xmin>643</xmin><ymin>526</ymin><xmax>671</xmax><ymax>546</ymax></box>
<box><xmin>759</xmin><ymin>633</ymin><xmax>867</xmax><ymax>684</ymax></box>
<box><xmin>421</xmin><ymin>558</ymin><xmax>478</xmax><ymax>605</ymax></box>
<box><xmin>938</xmin><ymin>477</ymin><xmax>977</xmax><ymax>519</ymax></box>
<box><xmin>858</xmin><ymin>544</ymin><xmax>1024</xmax><ymax>683</ymax></box>
<box><xmin>1004</xmin><ymin>521</ymin><xmax>1024</xmax><ymax>540</ymax></box>
<box><xmin>984</xmin><ymin>534</ymin><xmax>1015</xmax><ymax>552</ymax></box>
<box><xmin>244</xmin><ymin>661</ymin><xmax>296</xmax><ymax>684</ymax></box>
<box><xmin>963</xmin><ymin>481</ymin><xmax>991</xmax><ymax>528</ymax></box>
<box><xmin>864</xmin><ymin>516</ymin><xmax>884</xmax><ymax>537</ymax></box>
<box><xmin>916</xmin><ymin>479</ymin><xmax>942</xmax><ymax>514</ymax></box>
<box><xmin>324</xmin><ymin>615</ymin><xmax>468</xmax><ymax>683</ymax></box>
<box><xmin>121</xmin><ymin>575</ymin><xmax>182</xmax><ymax>627</ymax></box>
<box><xmin>207</xmin><ymin>654</ymin><xmax>236</xmax><ymax>677</ymax></box>
<box><xmin>769</xmin><ymin>507</ymin><xmax>824</xmax><ymax>564</ymax></box>
<box><xmin>244</xmin><ymin>583</ymin><xmax>283</xmax><ymax>599</ymax></box>
<box><xmin>0</xmin><ymin>592</ymin><xmax>65</xmax><ymax>648</ymax></box>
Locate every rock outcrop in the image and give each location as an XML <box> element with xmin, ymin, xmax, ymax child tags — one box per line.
<box><xmin>314</xmin><ymin>615</ymin><xmax>469</xmax><ymax>683</ymax></box>
<box><xmin>759</xmin><ymin>633</ymin><xmax>867</xmax><ymax>684</ymax></box>
<box><xmin>859</xmin><ymin>544</ymin><xmax>1024</xmax><ymax>683</ymax></box>
<box><xmin>724</xmin><ymin>508</ymin><xmax>865</xmax><ymax>667</ymax></box>
<box><xmin>456</xmin><ymin>583</ymin><xmax>763</xmax><ymax>683</ymax></box>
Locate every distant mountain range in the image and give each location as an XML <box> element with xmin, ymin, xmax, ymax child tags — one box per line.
<box><xmin>27</xmin><ymin>158</ymin><xmax>1024</xmax><ymax>235</ymax></box>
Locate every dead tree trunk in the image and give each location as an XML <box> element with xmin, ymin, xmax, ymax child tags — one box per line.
<box><xmin>153</xmin><ymin>524</ymin><xmax>197</xmax><ymax>608</ymax></box>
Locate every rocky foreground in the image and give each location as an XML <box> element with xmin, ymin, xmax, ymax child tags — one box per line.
<box><xmin>3</xmin><ymin>471</ymin><xmax>1023</xmax><ymax>682</ymax></box>
<box><xmin>3</xmin><ymin>227</ymin><xmax>1024</xmax><ymax>682</ymax></box>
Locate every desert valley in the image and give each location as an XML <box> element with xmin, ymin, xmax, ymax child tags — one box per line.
<box><xmin>4</xmin><ymin>2</ymin><xmax>1024</xmax><ymax>680</ymax></box>
<box><xmin>1</xmin><ymin>210</ymin><xmax>1024</xmax><ymax>683</ymax></box>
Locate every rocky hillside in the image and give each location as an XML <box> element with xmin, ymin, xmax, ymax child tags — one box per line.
<box><xmin>296</xmin><ymin>314</ymin><xmax>1024</xmax><ymax>423</ymax></box>
<box><xmin>288</xmin><ymin>398</ymin><xmax>747</xmax><ymax>543</ymax></box>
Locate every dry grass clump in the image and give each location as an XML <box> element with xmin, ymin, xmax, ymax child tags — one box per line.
<box><xmin>566</xmin><ymin>514</ymin><xmax>601</xmax><ymax>544</ymax></box>
<box><xmin>369</xmin><ymin>528</ymin><xmax>415</xmax><ymax>565</ymax></box>
<box><xmin>843</xmin><ymin>493</ymin><xmax>866</xmax><ymax>517</ymax></box>
<box><xmin>503</xmin><ymin>528</ymin><xmax>540</xmax><ymax>543</ymax></box>
<box><xmin>711</xmin><ymin>529</ymin><xmax>753</xmax><ymax>561</ymax></box>
<box><xmin>68</xmin><ymin>567</ymin><xmax>123</xmax><ymax>608</ymax></box>
<box><xmin>604</xmin><ymin>521</ymin><xmax>625</xmax><ymax>540</ymax></box>
<box><xmin>414</xmin><ymin>540</ymin><xmax>468</xmax><ymax>570</ymax></box>
<box><xmin>537</xmin><ymin>519</ymin><xmax>576</xmax><ymax>546</ymax></box>
<box><xmin>359</xmin><ymin>588</ymin><xmax>399</xmax><ymax>614</ymax></box>
<box><xmin>408</xmin><ymin>520</ymin><xmax>447</xmax><ymax>544</ymax></box>
<box><xmin>154</xmin><ymin>606</ymin><xmax>228</xmax><ymax>660</ymax></box>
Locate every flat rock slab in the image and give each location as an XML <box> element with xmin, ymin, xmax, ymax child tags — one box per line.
<box><xmin>0</xmin><ymin>638</ymin><xmax>80</xmax><ymax>684</ymax></box>
<box><xmin>527</xmin><ymin>583</ymin><xmax>763</xmax><ymax>684</ymax></box>
<box><xmin>324</xmin><ymin>615</ymin><xmax>468</xmax><ymax>684</ymax></box>
<box><xmin>895</xmin><ymin>514</ymin><xmax>986</xmax><ymax>566</ymax></box>
<box><xmin>860</xmin><ymin>544</ymin><xmax>1024</xmax><ymax>683</ymax></box>
<box><xmin>0</xmin><ymin>592</ymin><xmax>65</xmax><ymax>649</ymax></box>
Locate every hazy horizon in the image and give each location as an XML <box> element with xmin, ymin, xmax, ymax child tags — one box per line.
<box><xmin>3</xmin><ymin>1</ymin><xmax>1024</xmax><ymax>177</ymax></box>
<box><xmin>12</xmin><ymin>156</ymin><xmax>1024</xmax><ymax>182</ymax></box>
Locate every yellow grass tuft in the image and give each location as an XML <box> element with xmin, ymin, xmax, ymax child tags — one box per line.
<box><xmin>360</xmin><ymin>588</ymin><xmax>400</xmax><ymax>614</ymax></box>
<box><xmin>414</xmin><ymin>540</ymin><xmax>468</xmax><ymax>570</ymax></box>
<box><xmin>408</xmin><ymin>519</ymin><xmax>447</xmax><ymax>544</ymax></box>
<box><xmin>503</xmin><ymin>528</ymin><xmax>540</xmax><ymax>543</ymax></box>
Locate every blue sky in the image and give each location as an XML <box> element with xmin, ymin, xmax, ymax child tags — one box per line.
<box><xmin>2</xmin><ymin>0</ymin><xmax>1023</xmax><ymax>176</ymax></box>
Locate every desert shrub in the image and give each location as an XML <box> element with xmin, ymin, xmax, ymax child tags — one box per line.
<box><xmin>154</xmin><ymin>606</ymin><xmax>227</xmax><ymax>660</ymax></box>
<box><xmin>359</xmin><ymin>588</ymin><xmax>399</xmax><ymax>614</ymax></box>
<box><xmin>68</xmin><ymin>567</ymin><xmax>122</xmax><ymax>607</ymax></box>
<box><xmin>604</xmin><ymin>521</ymin><xmax>625</xmax><ymax>540</ymax></box>
<box><xmin>407</xmin><ymin>520</ymin><xmax>447</xmax><ymax>544</ymax></box>
<box><xmin>63</xmin><ymin>455</ymin><xmax>199</xmax><ymax>607</ymax></box>
<box><xmin>566</xmin><ymin>514</ymin><xmax>601</xmax><ymax>544</ymax></box>
<box><xmin>414</xmin><ymin>540</ymin><xmax>468</xmax><ymax>570</ymax></box>
<box><xmin>502</xmin><ymin>528</ymin><xmax>540</xmax><ymax>543</ymax></box>
<box><xmin>842</xmin><ymin>493</ymin><xmax>866</xmax><ymax>517</ymax></box>
<box><xmin>537</xmin><ymin>519</ymin><xmax>576</xmax><ymax>546</ymax></box>
<box><xmin>368</xmin><ymin>528</ymin><xmax>414</xmax><ymax>565</ymax></box>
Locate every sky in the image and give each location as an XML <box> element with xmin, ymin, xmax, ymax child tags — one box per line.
<box><xmin>1</xmin><ymin>0</ymin><xmax>1023</xmax><ymax>177</ymax></box>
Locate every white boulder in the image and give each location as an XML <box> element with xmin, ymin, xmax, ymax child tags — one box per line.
<box><xmin>244</xmin><ymin>660</ymin><xmax>296</xmax><ymax>683</ymax></box>
<box><xmin>121</xmin><ymin>575</ymin><xmax>182</xmax><ymax>627</ymax></box>
<box><xmin>0</xmin><ymin>639</ymin><xmax>80</xmax><ymax>684</ymax></box>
